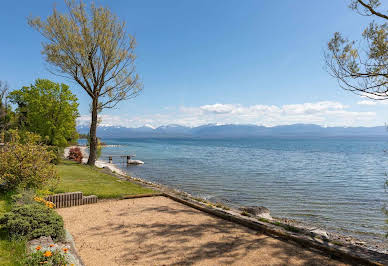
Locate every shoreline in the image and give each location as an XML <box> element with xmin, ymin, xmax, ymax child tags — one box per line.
<box><xmin>63</xmin><ymin>145</ymin><xmax>388</xmax><ymax>255</ymax></box>
<box><xmin>63</xmin><ymin>146</ymin><xmax>126</xmax><ymax>176</ymax></box>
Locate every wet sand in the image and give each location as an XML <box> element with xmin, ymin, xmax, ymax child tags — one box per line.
<box><xmin>57</xmin><ymin>196</ymin><xmax>347</xmax><ymax>266</ymax></box>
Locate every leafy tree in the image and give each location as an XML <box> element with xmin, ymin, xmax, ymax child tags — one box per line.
<box><xmin>9</xmin><ymin>79</ymin><xmax>79</xmax><ymax>147</ymax></box>
<box><xmin>28</xmin><ymin>0</ymin><xmax>143</xmax><ymax>165</ymax></box>
<box><xmin>325</xmin><ymin>0</ymin><xmax>387</xmax><ymax>99</ymax></box>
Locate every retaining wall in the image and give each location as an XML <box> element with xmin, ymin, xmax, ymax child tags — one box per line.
<box><xmin>45</xmin><ymin>192</ymin><xmax>97</xmax><ymax>208</ymax></box>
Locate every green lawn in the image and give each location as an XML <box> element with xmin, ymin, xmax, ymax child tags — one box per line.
<box><xmin>55</xmin><ymin>160</ymin><xmax>156</xmax><ymax>198</ymax></box>
<box><xmin>0</xmin><ymin>193</ymin><xmax>25</xmax><ymax>266</ymax></box>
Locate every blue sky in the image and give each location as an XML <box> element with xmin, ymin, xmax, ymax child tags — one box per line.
<box><xmin>1</xmin><ymin>0</ymin><xmax>387</xmax><ymax>127</ymax></box>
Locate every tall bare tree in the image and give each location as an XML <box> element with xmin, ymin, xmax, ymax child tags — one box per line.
<box><xmin>325</xmin><ymin>0</ymin><xmax>387</xmax><ymax>100</ymax></box>
<box><xmin>28</xmin><ymin>0</ymin><xmax>143</xmax><ymax>165</ymax></box>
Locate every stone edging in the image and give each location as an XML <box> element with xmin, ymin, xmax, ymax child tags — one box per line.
<box><xmin>121</xmin><ymin>193</ymin><xmax>164</xmax><ymax>199</ymax></box>
<box><xmin>65</xmin><ymin>230</ymin><xmax>85</xmax><ymax>266</ymax></box>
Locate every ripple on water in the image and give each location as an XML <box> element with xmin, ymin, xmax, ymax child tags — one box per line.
<box><xmin>100</xmin><ymin>137</ymin><xmax>388</xmax><ymax>242</ymax></box>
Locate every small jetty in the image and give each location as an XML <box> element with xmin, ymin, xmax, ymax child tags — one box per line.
<box><xmin>105</xmin><ymin>155</ymin><xmax>144</xmax><ymax>165</ymax></box>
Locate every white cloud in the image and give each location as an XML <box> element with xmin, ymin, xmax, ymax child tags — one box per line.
<box><xmin>357</xmin><ymin>99</ymin><xmax>388</xmax><ymax>106</ymax></box>
<box><xmin>357</xmin><ymin>100</ymin><xmax>377</xmax><ymax>106</ymax></box>
<box><xmin>200</xmin><ymin>103</ymin><xmax>235</xmax><ymax>114</ymax></box>
<box><xmin>360</xmin><ymin>92</ymin><xmax>388</xmax><ymax>100</ymax></box>
<box><xmin>77</xmin><ymin>101</ymin><xmax>379</xmax><ymax>128</ymax></box>
<box><xmin>282</xmin><ymin>101</ymin><xmax>346</xmax><ymax>115</ymax></box>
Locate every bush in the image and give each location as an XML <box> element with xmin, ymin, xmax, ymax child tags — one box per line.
<box><xmin>67</xmin><ymin>147</ymin><xmax>83</xmax><ymax>163</ymax></box>
<box><xmin>47</xmin><ymin>146</ymin><xmax>61</xmax><ymax>165</ymax></box>
<box><xmin>10</xmin><ymin>189</ymin><xmax>36</xmax><ymax>206</ymax></box>
<box><xmin>0</xmin><ymin>204</ymin><xmax>65</xmax><ymax>241</ymax></box>
<box><xmin>0</xmin><ymin>130</ymin><xmax>60</xmax><ymax>191</ymax></box>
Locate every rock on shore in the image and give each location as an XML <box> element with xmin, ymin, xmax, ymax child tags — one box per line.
<box><xmin>239</xmin><ymin>206</ymin><xmax>272</xmax><ymax>220</ymax></box>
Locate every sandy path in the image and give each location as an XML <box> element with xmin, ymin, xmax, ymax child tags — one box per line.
<box><xmin>57</xmin><ymin>196</ymin><xmax>347</xmax><ymax>266</ymax></box>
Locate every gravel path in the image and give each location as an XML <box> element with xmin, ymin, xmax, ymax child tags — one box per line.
<box><xmin>57</xmin><ymin>196</ymin><xmax>347</xmax><ymax>266</ymax></box>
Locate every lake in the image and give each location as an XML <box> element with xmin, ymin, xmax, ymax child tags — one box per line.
<box><xmin>98</xmin><ymin>137</ymin><xmax>388</xmax><ymax>244</ymax></box>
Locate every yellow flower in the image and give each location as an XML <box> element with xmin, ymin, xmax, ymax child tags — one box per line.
<box><xmin>43</xmin><ymin>250</ymin><xmax>52</xmax><ymax>257</ymax></box>
<box><xmin>34</xmin><ymin>197</ymin><xmax>43</xmax><ymax>203</ymax></box>
<box><xmin>63</xmin><ymin>248</ymin><xmax>69</xmax><ymax>253</ymax></box>
<box><xmin>36</xmin><ymin>246</ymin><xmax>41</xmax><ymax>251</ymax></box>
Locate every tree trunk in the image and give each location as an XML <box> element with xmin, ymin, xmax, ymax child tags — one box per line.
<box><xmin>87</xmin><ymin>98</ymin><xmax>98</xmax><ymax>166</ymax></box>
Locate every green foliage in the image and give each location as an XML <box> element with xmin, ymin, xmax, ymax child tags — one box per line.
<box><xmin>24</xmin><ymin>249</ymin><xmax>68</xmax><ymax>266</ymax></box>
<box><xmin>8</xmin><ymin>79</ymin><xmax>79</xmax><ymax>147</ymax></box>
<box><xmin>78</xmin><ymin>133</ymin><xmax>89</xmax><ymax>139</ymax></box>
<box><xmin>0</xmin><ymin>191</ymin><xmax>27</xmax><ymax>266</ymax></box>
<box><xmin>0</xmin><ymin>230</ymin><xmax>26</xmax><ymax>266</ymax></box>
<box><xmin>46</xmin><ymin>146</ymin><xmax>61</xmax><ymax>165</ymax></box>
<box><xmin>28</xmin><ymin>0</ymin><xmax>143</xmax><ymax>165</ymax></box>
<box><xmin>10</xmin><ymin>189</ymin><xmax>36</xmax><ymax>206</ymax></box>
<box><xmin>0</xmin><ymin>204</ymin><xmax>65</xmax><ymax>241</ymax></box>
<box><xmin>241</xmin><ymin>211</ymin><xmax>250</xmax><ymax>217</ymax></box>
<box><xmin>325</xmin><ymin>0</ymin><xmax>387</xmax><ymax>98</ymax></box>
<box><xmin>0</xmin><ymin>130</ymin><xmax>60</xmax><ymax>191</ymax></box>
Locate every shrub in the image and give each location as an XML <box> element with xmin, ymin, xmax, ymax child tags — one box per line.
<box><xmin>0</xmin><ymin>130</ymin><xmax>60</xmax><ymax>191</ymax></box>
<box><xmin>67</xmin><ymin>147</ymin><xmax>83</xmax><ymax>163</ymax></box>
<box><xmin>0</xmin><ymin>204</ymin><xmax>65</xmax><ymax>241</ymax></box>
<box><xmin>46</xmin><ymin>146</ymin><xmax>61</xmax><ymax>165</ymax></box>
<box><xmin>24</xmin><ymin>249</ymin><xmax>68</xmax><ymax>266</ymax></box>
<box><xmin>10</xmin><ymin>189</ymin><xmax>36</xmax><ymax>206</ymax></box>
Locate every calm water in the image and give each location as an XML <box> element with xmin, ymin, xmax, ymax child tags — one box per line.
<box><xmin>98</xmin><ymin>137</ymin><xmax>388</xmax><ymax>242</ymax></box>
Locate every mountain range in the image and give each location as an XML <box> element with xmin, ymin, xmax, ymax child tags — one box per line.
<box><xmin>76</xmin><ymin>124</ymin><xmax>388</xmax><ymax>139</ymax></box>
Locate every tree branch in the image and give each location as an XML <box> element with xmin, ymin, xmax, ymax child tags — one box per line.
<box><xmin>357</xmin><ymin>0</ymin><xmax>388</xmax><ymax>20</ymax></box>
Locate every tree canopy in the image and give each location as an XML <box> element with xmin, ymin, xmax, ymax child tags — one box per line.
<box><xmin>28</xmin><ymin>0</ymin><xmax>143</xmax><ymax>165</ymax></box>
<box><xmin>9</xmin><ymin>79</ymin><xmax>79</xmax><ymax>147</ymax></box>
<box><xmin>325</xmin><ymin>0</ymin><xmax>387</xmax><ymax>99</ymax></box>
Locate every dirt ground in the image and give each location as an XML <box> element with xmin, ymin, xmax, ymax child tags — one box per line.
<box><xmin>57</xmin><ymin>196</ymin><xmax>347</xmax><ymax>266</ymax></box>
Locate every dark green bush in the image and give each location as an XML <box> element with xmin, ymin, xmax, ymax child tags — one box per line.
<box><xmin>0</xmin><ymin>204</ymin><xmax>65</xmax><ymax>241</ymax></box>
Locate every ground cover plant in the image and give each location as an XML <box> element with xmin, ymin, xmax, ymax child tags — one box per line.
<box><xmin>0</xmin><ymin>203</ymin><xmax>65</xmax><ymax>241</ymax></box>
<box><xmin>24</xmin><ymin>247</ymin><xmax>68</xmax><ymax>266</ymax></box>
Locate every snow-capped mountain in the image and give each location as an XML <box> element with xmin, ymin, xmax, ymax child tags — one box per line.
<box><xmin>76</xmin><ymin>124</ymin><xmax>387</xmax><ymax>139</ymax></box>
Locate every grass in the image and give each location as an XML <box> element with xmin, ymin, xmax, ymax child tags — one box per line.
<box><xmin>0</xmin><ymin>192</ymin><xmax>26</xmax><ymax>266</ymax></box>
<box><xmin>270</xmin><ymin>221</ymin><xmax>302</xmax><ymax>233</ymax></box>
<box><xmin>55</xmin><ymin>160</ymin><xmax>156</xmax><ymax>198</ymax></box>
<box><xmin>241</xmin><ymin>211</ymin><xmax>250</xmax><ymax>216</ymax></box>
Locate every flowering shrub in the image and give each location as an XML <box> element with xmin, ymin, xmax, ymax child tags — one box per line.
<box><xmin>34</xmin><ymin>196</ymin><xmax>56</xmax><ymax>208</ymax></box>
<box><xmin>24</xmin><ymin>248</ymin><xmax>68</xmax><ymax>266</ymax></box>
<box><xmin>67</xmin><ymin>147</ymin><xmax>83</xmax><ymax>163</ymax></box>
<box><xmin>0</xmin><ymin>204</ymin><xmax>65</xmax><ymax>241</ymax></box>
<box><xmin>0</xmin><ymin>130</ymin><xmax>59</xmax><ymax>191</ymax></box>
